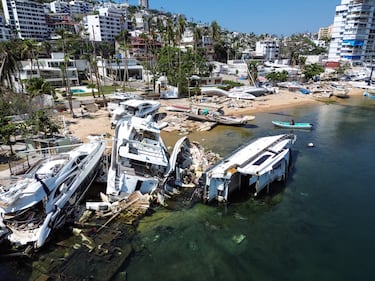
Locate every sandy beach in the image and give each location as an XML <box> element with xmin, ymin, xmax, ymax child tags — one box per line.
<box><xmin>62</xmin><ymin>86</ymin><xmax>364</xmax><ymax>142</ymax></box>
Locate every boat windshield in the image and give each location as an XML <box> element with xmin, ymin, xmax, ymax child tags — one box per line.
<box><xmin>253</xmin><ymin>154</ymin><xmax>271</xmax><ymax>165</ymax></box>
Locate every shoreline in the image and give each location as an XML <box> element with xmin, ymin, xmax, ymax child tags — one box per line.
<box><xmin>62</xmin><ymin>86</ymin><xmax>365</xmax><ymax>142</ymax></box>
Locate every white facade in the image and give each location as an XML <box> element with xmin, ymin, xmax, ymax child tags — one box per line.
<box><xmin>0</xmin><ymin>16</ymin><xmax>11</xmax><ymax>40</ymax></box>
<box><xmin>49</xmin><ymin>0</ymin><xmax>93</xmax><ymax>15</ymax></box>
<box><xmin>18</xmin><ymin>52</ymin><xmax>79</xmax><ymax>87</ymax></box>
<box><xmin>255</xmin><ymin>40</ymin><xmax>280</xmax><ymax>61</ymax></box>
<box><xmin>328</xmin><ymin>0</ymin><xmax>375</xmax><ymax>64</ymax></box>
<box><xmin>84</xmin><ymin>7</ymin><xmax>124</xmax><ymax>42</ymax></box>
<box><xmin>138</xmin><ymin>0</ymin><xmax>148</xmax><ymax>9</ymax></box>
<box><xmin>1</xmin><ymin>0</ymin><xmax>48</xmax><ymax>40</ymax></box>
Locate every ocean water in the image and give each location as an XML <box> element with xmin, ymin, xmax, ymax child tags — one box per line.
<box><xmin>2</xmin><ymin>95</ymin><xmax>375</xmax><ymax>280</ymax></box>
<box><xmin>121</xmin><ymin>96</ymin><xmax>375</xmax><ymax>281</ymax></box>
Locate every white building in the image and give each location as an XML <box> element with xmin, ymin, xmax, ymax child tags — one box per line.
<box><xmin>0</xmin><ymin>16</ymin><xmax>11</xmax><ymax>41</ymax></box>
<box><xmin>84</xmin><ymin>7</ymin><xmax>124</xmax><ymax>42</ymax></box>
<box><xmin>1</xmin><ymin>0</ymin><xmax>48</xmax><ymax>40</ymax></box>
<box><xmin>255</xmin><ymin>40</ymin><xmax>280</xmax><ymax>61</ymax></box>
<box><xmin>17</xmin><ymin>52</ymin><xmax>79</xmax><ymax>88</ymax></box>
<box><xmin>49</xmin><ymin>0</ymin><xmax>93</xmax><ymax>15</ymax></box>
<box><xmin>328</xmin><ymin>0</ymin><xmax>375</xmax><ymax>65</ymax></box>
<box><xmin>138</xmin><ymin>0</ymin><xmax>148</xmax><ymax>9</ymax></box>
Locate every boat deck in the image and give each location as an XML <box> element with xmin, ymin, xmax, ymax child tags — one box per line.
<box><xmin>205</xmin><ymin>134</ymin><xmax>295</xmax><ymax>178</ymax></box>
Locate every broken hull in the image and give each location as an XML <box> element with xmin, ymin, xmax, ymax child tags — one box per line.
<box><xmin>0</xmin><ymin>138</ymin><xmax>106</xmax><ymax>250</ymax></box>
<box><xmin>202</xmin><ymin>134</ymin><xmax>296</xmax><ymax>202</ymax></box>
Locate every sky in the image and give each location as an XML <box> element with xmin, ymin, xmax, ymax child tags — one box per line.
<box><xmin>127</xmin><ymin>0</ymin><xmax>341</xmax><ymax>36</ymax></box>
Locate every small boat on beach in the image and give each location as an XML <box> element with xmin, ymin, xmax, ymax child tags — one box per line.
<box><xmin>272</xmin><ymin>120</ymin><xmax>313</xmax><ymax>129</ymax></box>
<box><xmin>0</xmin><ymin>136</ymin><xmax>106</xmax><ymax>252</ymax></box>
<box><xmin>184</xmin><ymin>112</ymin><xmax>252</xmax><ymax>126</ymax></box>
<box><xmin>201</xmin><ymin>134</ymin><xmax>297</xmax><ymax>202</ymax></box>
<box><xmin>184</xmin><ymin>105</ymin><xmax>254</xmax><ymax>126</ymax></box>
<box><xmin>110</xmin><ymin>99</ymin><xmax>161</xmax><ymax>128</ymax></box>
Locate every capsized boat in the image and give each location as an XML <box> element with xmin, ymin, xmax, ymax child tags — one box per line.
<box><xmin>110</xmin><ymin>99</ymin><xmax>161</xmax><ymax>128</ymax></box>
<box><xmin>185</xmin><ymin>105</ymin><xmax>254</xmax><ymax>126</ymax></box>
<box><xmin>0</xmin><ymin>136</ymin><xmax>106</xmax><ymax>251</ymax></box>
<box><xmin>201</xmin><ymin>134</ymin><xmax>296</xmax><ymax>202</ymax></box>
<box><xmin>272</xmin><ymin>120</ymin><xmax>313</xmax><ymax>129</ymax></box>
<box><xmin>106</xmin><ymin>115</ymin><xmax>170</xmax><ymax>201</ymax></box>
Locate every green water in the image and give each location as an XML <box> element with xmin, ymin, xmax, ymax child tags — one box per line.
<box><xmin>1</xmin><ymin>96</ymin><xmax>375</xmax><ymax>281</ymax></box>
<box><xmin>122</xmin><ymin>96</ymin><xmax>375</xmax><ymax>281</ymax></box>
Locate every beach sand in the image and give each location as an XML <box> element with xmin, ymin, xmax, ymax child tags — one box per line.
<box><xmin>62</xmin><ymin>87</ymin><xmax>365</xmax><ymax>142</ymax></box>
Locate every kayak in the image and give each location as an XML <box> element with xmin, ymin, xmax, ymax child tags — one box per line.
<box><xmin>272</xmin><ymin>120</ymin><xmax>313</xmax><ymax>129</ymax></box>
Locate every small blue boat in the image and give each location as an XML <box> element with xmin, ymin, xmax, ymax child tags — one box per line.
<box><xmin>272</xmin><ymin>120</ymin><xmax>313</xmax><ymax>129</ymax></box>
<box><xmin>363</xmin><ymin>91</ymin><xmax>375</xmax><ymax>99</ymax></box>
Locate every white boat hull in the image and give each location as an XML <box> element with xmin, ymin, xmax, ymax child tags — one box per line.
<box><xmin>202</xmin><ymin>134</ymin><xmax>296</xmax><ymax>202</ymax></box>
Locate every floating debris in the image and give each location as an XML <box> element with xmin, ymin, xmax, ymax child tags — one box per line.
<box><xmin>232</xmin><ymin>234</ymin><xmax>246</xmax><ymax>244</ymax></box>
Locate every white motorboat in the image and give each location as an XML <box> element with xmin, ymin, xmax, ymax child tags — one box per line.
<box><xmin>228</xmin><ymin>86</ymin><xmax>267</xmax><ymax>98</ymax></box>
<box><xmin>110</xmin><ymin>99</ymin><xmax>161</xmax><ymax>128</ymax></box>
<box><xmin>106</xmin><ymin>91</ymin><xmax>142</xmax><ymax>116</ymax></box>
<box><xmin>0</xmin><ymin>136</ymin><xmax>106</xmax><ymax>251</ymax></box>
<box><xmin>107</xmin><ymin>115</ymin><xmax>170</xmax><ymax>200</ymax></box>
<box><xmin>201</xmin><ymin>134</ymin><xmax>296</xmax><ymax>202</ymax></box>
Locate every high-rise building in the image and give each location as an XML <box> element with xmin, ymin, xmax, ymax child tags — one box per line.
<box><xmin>328</xmin><ymin>0</ymin><xmax>375</xmax><ymax>65</ymax></box>
<box><xmin>84</xmin><ymin>7</ymin><xmax>124</xmax><ymax>42</ymax></box>
<box><xmin>1</xmin><ymin>0</ymin><xmax>48</xmax><ymax>40</ymax></box>
<box><xmin>139</xmin><ymin>0</ymin><xmax>148</xmax><ymax>9</ymax></box>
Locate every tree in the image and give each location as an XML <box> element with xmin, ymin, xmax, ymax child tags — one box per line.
<box><xmin>55</xmin><ymin>29</ymin><xmax>75</xmax><ymax>117</ymax></box>
<box><xmin>115</xmin><ymin>30</ymin><xmax>131</xmax><ymax>87</ymax></box>
<box><xmin>20</xmin><ymin>39</ymin><xmax>38</xmax><ymax>80</ymax></box>
<box><xmin>176</xmin><ymin>15</ymin><xmax>186</xmax><ymax>94</ymax></box>
<box><xmin>0</xmin><ymin>116</ymin><xmax>22</xmax><ymax>155</ymax></box>
<box><xmin>266</xmin><ymin>71</ymin><xmax>289</xmax><ymax>83</ymax></box>
<box><xmin>27</xmin><ymin>109</ymin><xmax>60</xmax><ymax>138</ymax></box>
<box><xmin>303</xmin><ymin>63</ymin><xmax>325</xmax><ymax>81</ymax></box>
<box><xmin>193</xmin><ymin>25</ymin><xmax>202</xmax><ymax>72</ymax></box>
<box><xmin>25</xmin><ymin>77</ymin><xmax>56</xmax><ymax>99</ymax></box>
<box><xmin>210</xmin><ymin>21</ymin><xmax>221</xmax><ymax>42</ymax></box>
<box><xmin>0</xmin><ymin>40</ymin><xmax>20</xmax><ymax>91</ymax></box>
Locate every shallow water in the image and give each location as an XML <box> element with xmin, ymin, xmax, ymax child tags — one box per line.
<box><xmin>2</xmin><ymin>96</ymin><xmax>375</xmax><ymax>280</ymax></box>
<box><xmin>123</xmin><ymin>96</ymin><xmax>375</xmax><ymax>281</ymax></box>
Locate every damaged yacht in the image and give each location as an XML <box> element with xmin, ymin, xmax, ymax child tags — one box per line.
<box><xmin>107</xmin><ymin>115</ymin><xmax>170</xmax><ymax>201</ymax></box>
<box><xmin>0</xmin><ymin>136</ymin><xmax>106</xmax><ymax>252</ymax></box>
<box><xmin>201</xmin><ymin>134</ymin><xmax>296</xmax><ymax>203</ymax></box>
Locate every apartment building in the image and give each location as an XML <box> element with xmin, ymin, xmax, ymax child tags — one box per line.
<box><xmin>318</xmin><ymin>25</ymin><xmax>332</xmax><ymax>40</ymax></box>
<box><xmin>84</xmin><ymin>7</ymin><xmax>124</xmax><ymax>42</ymax></box>
<box><xmin>139</xmin><ymin>0</ymin><xmax>149</xmax><ymax>9</ymax></box>
<box><xmin>328</xmin><ymin>0</ymin><xmax>375</xmax><ymax>65</ymax></box>
<box><xmin>255</xmin><ymin>40</ymin><xmax>280</xmax><ymax>61</ymax></box>
<box><xmin>1</xmin><ymin>0</ymin><xmax>48</xmax><ymax>40</ymax></box>
<box><xmin>49</xmin><ymin>0</ymin><xmax>93</xmax><ymax>15</ymax></box>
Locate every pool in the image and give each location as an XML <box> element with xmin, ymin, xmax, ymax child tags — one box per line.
<box><xmin>71</xmin><ymin>88</ymin><xmax>86</xmax><ymax>94</ymax></box>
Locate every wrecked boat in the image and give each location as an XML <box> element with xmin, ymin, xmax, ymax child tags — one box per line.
<box><xmin>0</xmin><ymin>136</ymin><xmax>106</xmax><ymax>252</ymax></box>
<box><xmin>201</xmin><ymin>134</ymin><xmax>296</xmax><ymax>202</ymax></box>
<box><xmin>110</xmin><ymin>99</ymin><xmax>161</xmax><ymax>129</ymax></box>
<box><xmin>106</xmin><ymin>115</ymin><xmax>170</xmax><ymax>201</ymax></box>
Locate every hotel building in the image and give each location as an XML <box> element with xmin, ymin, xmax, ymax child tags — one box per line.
<box><xmin>328</xmin><ymin>0</ymin><xmax>375</xmax><ymax>65</ymax></box>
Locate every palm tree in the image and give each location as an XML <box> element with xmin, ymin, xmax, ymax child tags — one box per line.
<box><xmin>0</xmin><ymin>40</ymin><xmax>20</xmax><ymax>91</ymax></box>
<box><xmin>20</xmin><ymin>39</ymin><xmax>38</xmax><ymax>81</ymax></box>
<box><xmin>115</xmin><ymin>30</ymin><xmax>131</xmax><ymax>88</ymax></box>
<box><xmin>55</xmin><ymin>29</ymin><xmax>75</xmax><ymax>117</ymax></box>
<box><xmin>176</xmin><ymin>15</ymin><xmax>186</xmax><ymax>94</ymax></box>
<box><xmin>210</xmin><ymin>21</ymin><xmax>221</xmax><ymax>43</ymax></box>
<box><xmin>193</xmin><ymin>26</ymin><xmax>202</xmax><ymax>73</ymax></box>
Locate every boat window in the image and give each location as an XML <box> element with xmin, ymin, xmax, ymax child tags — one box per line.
<box><xmin>253</xmin><ymin>154</ymin><xmax>271</xmax><ymax>165</ymax></box>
